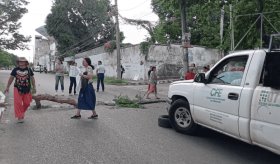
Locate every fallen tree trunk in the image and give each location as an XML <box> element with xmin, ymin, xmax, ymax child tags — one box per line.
<box><xmin>138</xmin><ymin>99</ymin><xmax>167</xmax><ymax>104</ymax></box>
<box><xmin>32</xmin><ymin>94</ymin><xmax>76</xmax><ymax>109</ymax></box>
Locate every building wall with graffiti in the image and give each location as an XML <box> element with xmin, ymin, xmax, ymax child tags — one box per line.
<box><xmin>66</xmin><ymin>44</ymin><xmax>221</xmax><ymax>80</ymax></box>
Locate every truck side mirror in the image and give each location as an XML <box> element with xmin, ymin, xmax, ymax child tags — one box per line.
<box><xmin>194</xmin><ymin>73</ymin><xmax>206</xmax><ymax>83</ymax></box>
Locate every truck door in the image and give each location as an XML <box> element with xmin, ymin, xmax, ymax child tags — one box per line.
<box><xmin>193</xmin><ymin>55</ymin><xmax>249</xmax><ymax>137</ymax></box>
<box><xmin>250</xmin><ymin>52</ymin><xmax>280</xmax><ymax>154</ymax></box>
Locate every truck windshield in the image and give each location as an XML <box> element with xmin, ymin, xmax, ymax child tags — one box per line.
<box><xmin>209</xmin><ymin>56</ymin><xmax>248</xmax><ymax>86</ymax></box>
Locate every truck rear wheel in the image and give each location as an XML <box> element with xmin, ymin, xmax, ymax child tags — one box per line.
<box><xmin>169</xmin><ymin>99</ymin><xmax>198</xmax><ymax>134</ymax></box>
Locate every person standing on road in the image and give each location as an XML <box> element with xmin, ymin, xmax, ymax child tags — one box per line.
<box><xmin>146</xmin><ymin>66</ymin><xmax>159</xmax><ymax>99</ymax></box>
<box><xmin>147</xmin><ymin>66</ymin><xmax>152</xmax><ymax>79</ymax></box>
<box><xmin>71</xmin><ymin>57</ymin><xmax>98</xmax><ymax>119</ymax></box>
<box><xmin>184</xmin><ymin>68</ymin><xmax>196</xmax><ymax>80</ymax></box>
<box><xmin>203</xmin><ymin>66</ymin><xmax>210</xmax><ymax>73</ymax></box>
<box><xmin>55</xmin><ymin>58</ymin><xmax>65</xmax><ymax>95</ymax></box>
<box><xmin>4</xmin><ymin>57</ymin><xmax>36</xmax><ymax>123</ymax></box>
<box><xmin>68</xmin><ymin>61</ymin><xmax>80</xmax><ymax>96</ymax></box>
<box><xmin>121</xmin><ymin>65</ymin><xmax>125</xmax><ymax>79</ymax></box>
<box><xmin>184</xmin><ymin>63</ymin><xmax>196</xmax><ymax>80</ymax></box>
<box><xmin>96</xmin><ymin>61</ymin><xmax>105</xmax><ymax>92</ymax></box>
<box><xmin>144</xmin><ymin>66</ymin><xmax>153</xmax><ymax>97</ymax></box>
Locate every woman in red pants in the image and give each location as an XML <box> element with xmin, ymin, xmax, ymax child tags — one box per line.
<box><xmin>4</xmin><ymin>57</ymin><xmax>36</xmax><ymax>123</ymax></box>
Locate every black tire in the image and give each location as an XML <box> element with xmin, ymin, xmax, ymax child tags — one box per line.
<box><xmin>158</xmin><ymin>115</ymin><xmax>172</xmax><ymax>128</ymax></box>
<box><xmin>169</xmin><ymin>99</ymin><xmax>198</xmax><ymax>134</ymax></box>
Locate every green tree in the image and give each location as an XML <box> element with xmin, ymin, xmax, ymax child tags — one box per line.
<box><xmin>151</xmin><ymin>0</ymin><xmax>181</xmax><ymax>44</ymax></box>
<box><xmin>151</xmin><ymin>0</ymin><xmax>280</xmax><ymax>51</ymax></box>
<box><xmin>0</xmin><ymin>0</ymin><xmax>31</xmax><ymax>50</ymax></box>
<box><xmin>0</xmin><ymin>50</ymin><xmax>17</xmax><ymax>67</ymax></box>
<box><xmin>232</xmin><ymin>0</ymin><xmax>280</xmax><ymax>50</ymax></box>
<box><xmin>46</xmin><ymin>0</ymin><xmax>115</xmax><ymax>55</ymax></box>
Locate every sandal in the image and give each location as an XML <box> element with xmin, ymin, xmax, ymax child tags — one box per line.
<box><xmin>71</xmin><ymin>115</ymin><xmax>81</xmax><ymax>119</ymax></box>
<box><xmin>88</xmin><ymin>115</ymin><xmax>98</xmax><ymax>119</ymax></box>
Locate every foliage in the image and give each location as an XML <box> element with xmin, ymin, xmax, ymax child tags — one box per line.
<box><xmin>120</xmin><ymin>16</ymin><xmax>156</xmax><ymax>43</ymax></box>
<box><xmin>115</xmin><ymin>95</ymin><xmax>140</xmax><ymax>108</ymax></box>
<box><xmin>46</xmin><ymin>0</ymin><xmax>115</xmax><ymax>56</ymax></box>
<box><xmin>187</xmin><ymin>1</ymin><xmax>221</xmax><ymax>48</ymax></box>
<box><xmin>104</xmin><ymin>40</ymin><xmax>116</xmax><ymax>53</ymax></box>
<box><xmin>0</xmin><ymin>50</ymin><xmax>17</xmax><ymax>67</ymax></box>
<box><xmin>150</xmin><ymin>0</ymin><xmax>280</xmax><ymax>51</ymax></box>
<box><xmin>140</xmin><ymin>41</ymin><xmax>151</xmax><ymax>55</ymax></box>
<box><xmin>232</xmin><ymin>0</ymin><xmax>280</xmax><ymax>49</ymax></box>
<box><xmin>0</xmin><ymin>0</ymin><xmax>31</xmax><ymax>50</ymax></box>
<box><xmin>104</xmin><ymin>31</ymin><xmax>125</xmax><ymax>52</ymax></box>
<box><xmin>151</xmin><ymin>0</ymin><xmax>181</xmax><ymax>44</ymax></box>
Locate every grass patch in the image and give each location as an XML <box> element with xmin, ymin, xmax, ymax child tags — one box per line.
<box><xmin>93</xmin><ymin>77</ymin><xmax>128</xmax><ymax>85</ymax></box>
<box><xmin>115</xmin><ymin>95</ymin><xmax>141</xmax><ymax>108</ymax></box>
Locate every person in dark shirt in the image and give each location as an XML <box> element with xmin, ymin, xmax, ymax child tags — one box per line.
<box><xmin>4</xmin><ymin>57</ymin><xmax>36</xmax><ymax>123</ymax></box>
<box><xmin>121</xmin><ymin>65</ymin><xmax>125</xmax><ymax>79</ymax></box>
<box><xmin>147</xmin><ymin>66</ymin><xmax>152</xmax><ymax>79</ymax></box>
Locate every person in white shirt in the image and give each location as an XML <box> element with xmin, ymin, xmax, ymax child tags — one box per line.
<box><xmin>96</xmin><ymin>61</ymin><xmax>105</xmax><ymax>92</ymax></box>
<box><xmin>68</xmin><ymin>62</ymin><xmax>80</xmax><ymax>95</ymax></box>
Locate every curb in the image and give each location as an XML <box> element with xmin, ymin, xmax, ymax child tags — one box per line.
<box><xmin>127</xmin><ymin>79</ymin><xmax>178</xmax><ymax>86</ymax></box>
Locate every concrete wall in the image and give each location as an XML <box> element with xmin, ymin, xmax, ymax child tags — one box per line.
<box><xmin>144</xmin><ymin>44</ymin><xmax>221</xmax><ymax>80</ymax></box>
<box><xmin>71</xmin><ymin>44</ymin><xmax>221</xmax><ymax>80</ymax></box>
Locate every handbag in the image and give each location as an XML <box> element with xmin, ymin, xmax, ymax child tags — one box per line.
<box><xmin>80</xmin><ymin>72</ymin><xmax>88</xmax><ymax>90</ymax></box>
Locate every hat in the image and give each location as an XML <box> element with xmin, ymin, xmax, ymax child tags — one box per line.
<box><xmin>17</xmin><ymin>57</ymin><xmax>29</xmax><ymax>64</ymax></box>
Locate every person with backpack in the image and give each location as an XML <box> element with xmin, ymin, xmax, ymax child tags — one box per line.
<box><xmin>4</xmin><ymin>57</ymin><xmax>36</xmax><ymax>123</ymax></box>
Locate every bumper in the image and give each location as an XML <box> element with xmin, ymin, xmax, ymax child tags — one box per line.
<box><xmin>166</xmin><ymin>98</ymin><xmax>172</xmax><ymax>113</ymax></box>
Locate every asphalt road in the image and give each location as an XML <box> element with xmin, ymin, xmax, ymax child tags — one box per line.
<box><xmin>0</xmin><ymin>70</ymin><xmax>279</xmax><ymax>164</ymax></box>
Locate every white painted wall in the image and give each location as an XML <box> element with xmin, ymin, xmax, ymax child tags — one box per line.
<box><xmin>71</xmin><ymin>44</ymin><xmax>221</xmax><ymax>80</ymax></box>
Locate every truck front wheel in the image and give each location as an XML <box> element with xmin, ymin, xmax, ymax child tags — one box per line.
<box><xmin>169</xmin><ymin>99</ymin><xmax>198</xmax><ymax>134</ymax></box>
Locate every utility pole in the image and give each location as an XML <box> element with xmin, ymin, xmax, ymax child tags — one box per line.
<box><xmin>220</xmin><ymin>0</ymin><xmax>226</xmax><ymax>57</ymax></box>
<box><xmin>180</xmin><ymin>0</ymin><xmax>189</xmax><ymax>72</ymax></box>
<box><xmin>114</xmin><ymin>0</ymin><xmax>121</xmax><ymax>79</ymax></box>
<box><xmin>260</xmin><ymin>13</ymin><xmax>263</xmax><ymax>48</ymax></box>
<box><xmin>230</xmin><ymin>4</ymin><xmax>234</xmax><ymax>51</ymax></box>
<box><xmin>220</xmin><ymin>3</ymin><xmax>225</xmax><ymax>46</ymax></box>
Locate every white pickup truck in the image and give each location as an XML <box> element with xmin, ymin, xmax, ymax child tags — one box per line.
<box><xmin>166</xmin><ymin>47</ymin><xmax>280</xmax><ymax>155</ymax></box>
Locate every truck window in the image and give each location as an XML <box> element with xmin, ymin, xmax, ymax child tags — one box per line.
<box><xmin>207</xmin><ymin>56</ymin><xmax>248</xmax><ymax>86</ymax></box>
<box><xmin>263</xmin><ymin>52</ymin><xmax>280</xmax><ymax>89</ymax></box>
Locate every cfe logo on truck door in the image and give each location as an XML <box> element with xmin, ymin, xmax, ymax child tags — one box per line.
<box><xmin>207</xmin><ymin>88</ymin><xmax>226</xmax><ymax>103</ymax></box>
<box><xmin>259</xmin><ymin>90</ymin><xmax>280</xmax><ymax>107</ymax></box>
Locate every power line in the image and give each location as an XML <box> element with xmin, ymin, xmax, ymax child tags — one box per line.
<box><xmin>60</xmin><ymin>25</ymin><xmax>116</xmax><ymax>57</ymax></box>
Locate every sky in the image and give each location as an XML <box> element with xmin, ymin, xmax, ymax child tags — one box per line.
<box><xmin>8</xmin><ymin>0</ymin><xmax>159</xmax><ymax>62</ymax></box>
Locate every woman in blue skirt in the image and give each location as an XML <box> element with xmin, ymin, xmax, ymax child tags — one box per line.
<box><xmin>71</xmin><ymin>58</ymin><xmax>98</xmax><ymax>119</ymax></box>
